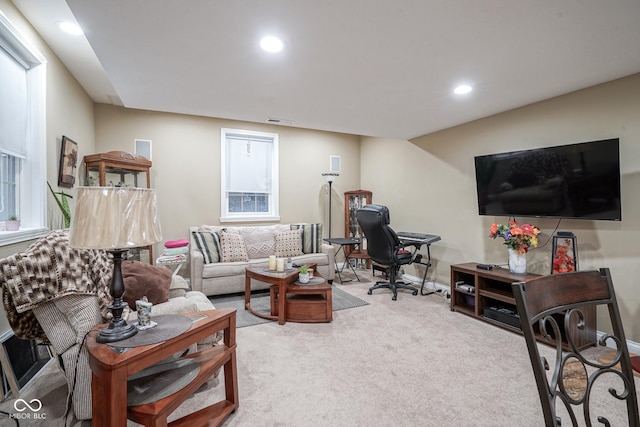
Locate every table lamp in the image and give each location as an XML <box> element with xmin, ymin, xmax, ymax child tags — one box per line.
<box><xmin>69</xmin><ymin>187</ymin><xmax>162</xmax><ymax>343</ymax></box>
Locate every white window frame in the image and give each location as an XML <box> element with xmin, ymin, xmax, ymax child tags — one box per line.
<box><xmin>220</xmin><ymin>128</ymin><xmax>279</xmax><ymax>222</ymax></box>
<box><xmin>0</xmin><ymin>11</ymin><xmax>48</xmax><ymax>245</ymax></box>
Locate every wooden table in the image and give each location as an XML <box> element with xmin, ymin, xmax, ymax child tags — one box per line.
<box><xmin>245</xmin><ymin>264</ymin><xmax>317</xmax><ymax>325</ymax></box>
<box><xmin>86</xmin><ymin>309</ymin><xmax>238</xmax><ymax>427</ymax></box>
<box><xmin>269</xmin><ymin>272</ymin><xmax>332</xmax><ymax>323</ymax></box>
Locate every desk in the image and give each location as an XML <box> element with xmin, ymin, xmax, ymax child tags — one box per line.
<box><xmin>396</xmin><ymin>232</ymin><xmax>441</xmax><ymax>295</ymax></box>
<box><xmin>87</xmin><ymin>309</ymin><xmax>238</xmax><ymax>427</ymax></box>
<box><xmin>323</xmin><ymin>237</ymin><xmax>362</xmax><ymax>283</ymax></box>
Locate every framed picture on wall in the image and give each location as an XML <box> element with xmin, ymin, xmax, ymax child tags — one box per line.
<box><xmin>58</xmin><ymin>136</ymin><xmax>78</xmax><ymax>188</ymax></box>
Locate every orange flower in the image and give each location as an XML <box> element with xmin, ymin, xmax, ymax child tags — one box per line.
<box><xmin>510</xmin><ymin>226</ymin><xmax>523</xmax><ymax>236</ymax></box>
<box><xmin>489</xmin><ymin>220</ymin><xmax>541</xmax><ymax>254</ymax></box>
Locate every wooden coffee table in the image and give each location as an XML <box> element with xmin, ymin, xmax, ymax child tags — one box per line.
<box><xmin>269</xmin><ymin>272</ymin><xmax>332</xmax><ymax>323</ymax></box>
<box><xmin>245</xmin><ymin>264</ymin><xmax>318</xmax><ymax>325</ymax></box>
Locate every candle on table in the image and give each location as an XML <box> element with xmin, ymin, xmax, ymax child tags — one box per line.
<box><xmin>268</xmin><ymin>255</ymin><xmax>277</xmax><ymax>270</ymax></box>
<box><xmin>276</xmin><ymin>258</ymin><xmax>285</xmax><ymax>272</ymax></box>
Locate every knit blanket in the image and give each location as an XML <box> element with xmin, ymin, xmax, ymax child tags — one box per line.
<box><xmin>0</xmin><ymin>230</ymin><xmax>114</xmax><ymax>341</ymax></box>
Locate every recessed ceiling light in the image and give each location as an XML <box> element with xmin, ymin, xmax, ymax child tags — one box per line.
<box><xmin>260</xmin><ymin>36</ymin><xmax>284</xmax><ymax>53</ymax></box>
<box><xmin>454</xmin><ymin>84</ymin><xmax>473</xmax><ymax>95</ymax></box>
<box><xmin>58</xmin><ymin>21</ymin><xmax>83</xmax><ymax>36</ymax></box>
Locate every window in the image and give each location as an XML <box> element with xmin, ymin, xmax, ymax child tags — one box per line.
<box><xmin>0</xmin><ymin>11</ymin><xmax>47</xmax><ymax>245</ymax></box>
<box><xmin>220</xmin><ymin>128</ymin><xmax>279</xmax><ymax>222</ymax></box>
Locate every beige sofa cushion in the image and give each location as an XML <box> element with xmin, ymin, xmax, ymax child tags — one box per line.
<box><xmin>202</xmin><ymin>260</ymin><xmax>255</xmax><ymax>278</ymax></box>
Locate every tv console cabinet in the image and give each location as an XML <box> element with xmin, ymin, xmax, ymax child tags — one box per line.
<box><xmin>450</xmin><ymin>262</ymin><xmax>596</xmax><ymax>350</ymax></box>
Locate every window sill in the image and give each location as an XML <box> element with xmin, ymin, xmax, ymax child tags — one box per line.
<box><xmin>0</xmin><ymin>227</ymin><xmax>49</xmax><ymax>247</ymax></box>
<box><xmin>219</xmin><ymin>215</ymin><xmax>281</xmax><ymax>223</ymax></box>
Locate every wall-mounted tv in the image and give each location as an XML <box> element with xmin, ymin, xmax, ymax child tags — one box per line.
<box><xmin>474</xmin><ymin>138</ymin><xmax>621</xmax><ymax>221</ymax></box>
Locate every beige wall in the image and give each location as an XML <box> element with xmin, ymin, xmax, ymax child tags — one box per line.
<box><xmin>361</xmin><ymin>73</ymin><xmax>640</xmax><ymax>341</ymax></box>
<box><xmin>0</xmin><ymin>1</ymin><xmax>96</xmax><ymax>333</ymax></box>
<box><xmin>93</xmin><ymin>105</ymin><xmax>362</xmax><ymax>275</ymax></box>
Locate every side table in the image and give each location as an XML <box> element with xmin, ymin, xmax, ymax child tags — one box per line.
<box><xmin>323</xmin><ymin>237</ymin><xmax>362</xmax><ymax>283</ymax></box>
<box><xmin>269</xmin><ymin>272</ymin><xmax>332</xmax><ymax>323</ymax></box>
<box><xmin>86</xmin><ymin>308</ymin><xmax>238</xmax><ymax>427</ymax></box>
<box><xmin>156</xmin><ymin>254</ymin><xmax>188</xmax><ymax>276</ymax></box>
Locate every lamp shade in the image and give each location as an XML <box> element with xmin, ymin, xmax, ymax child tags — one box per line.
<box><xmin>69</xmin><ymin>187</ymin><xmax>162</xmax><ymax>249</ymax></box>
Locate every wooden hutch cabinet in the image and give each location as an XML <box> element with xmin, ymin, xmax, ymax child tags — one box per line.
<box><xmin>83</xmin><ymin>151</ymin><xmax>154</xmax><ymax>263</ymax></box>
<box><xmin>344</xmin><ymin>190</ymin><xmax>372</xmax><ymax>267</ymax></box>
<box><xmin>83</xmin><ymin>151</ymin><xmax>151</xmax><ymax>187</ymax></box>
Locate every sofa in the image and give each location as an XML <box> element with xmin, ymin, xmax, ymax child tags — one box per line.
<box><xmin>190</xmin><ymin>223</ymin><xmax>335</xmax><ymax>296</ymax></box>
<box><xmin>0</xmin><ymin>230</ymin><xmax>220</xmax><ymax>421</ymax></box>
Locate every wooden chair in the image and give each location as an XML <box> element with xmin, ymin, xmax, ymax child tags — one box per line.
<box><xmin>512</xmin><ymin>268</ymin><xmax>639</xmax><ymax>426</ymax></box>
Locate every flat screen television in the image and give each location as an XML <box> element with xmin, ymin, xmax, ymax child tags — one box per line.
<box><xmin>474</xmin><ymin>138</ymin><xmax>621</xmax><ymax>221</ymax></box>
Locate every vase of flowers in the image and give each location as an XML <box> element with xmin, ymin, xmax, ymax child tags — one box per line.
<box><xmin>489</xmin><ymin>221</ymin><xmax>541</xmax><ymax>274</ymax></box>
<box><xmin>507</xmin><ymin>248</ymin><xmax>527</xmax><ymax>274</ymax></box>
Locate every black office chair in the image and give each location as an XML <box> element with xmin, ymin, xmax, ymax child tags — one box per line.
<box><xmin>356</xmin><ymin>204</ymin><xmax>418</xmax><ymax>300</ymax></box>
<box><xmin>512</xmin><ymin>269</ymin><xmax>639</xmax><ymax>426</ymax></box>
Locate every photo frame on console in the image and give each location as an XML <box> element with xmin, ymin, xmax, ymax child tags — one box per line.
<box><xmin>58</xmin><ymin>135</ymin><xmax>78</xmax><ymax>188</ymax></box>
<box><xmin>551</xmin><ymin>233</ymin><xmax>578</xmax><ymax>274</ymax></box>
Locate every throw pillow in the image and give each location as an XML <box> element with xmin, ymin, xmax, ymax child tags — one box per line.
<box><xmin>220</xmin><ymin>231</ymin><xmax>249</xmax><ymax>262</ymax></box>
<box><xmin>274</xmin><ymin>229</ymin><xmax>304</xmax><ymax>257</ymax></box>
<box><xmin>122</xmin><ymin>261</ymin><xmax>172</xmax><ymax>310</ymax></box>
<box><xmin>240</xmin><ymin>229</ymin><xmax>276</xmax><ymax>259</ymax></box>
<box><xmin>192</xmin><ymin>231</ymin><xmax>222</xmax><ymax>264</ymax></box>
<box><xmin>291</xmin><ymin>223</ymin><xmax>323</xmax><ymax>253</ymax></box>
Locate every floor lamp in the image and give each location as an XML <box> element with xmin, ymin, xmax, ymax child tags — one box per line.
<box><xmin>322</xmin><ymin>173</ymin><xmax>339</xmax><ymax>239</ymax></box>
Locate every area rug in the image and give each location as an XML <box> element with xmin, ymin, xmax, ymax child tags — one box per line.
<box><xmin>209</xmin><ymin>286</ymin><xmax>369</xmax><ymax>328</ymax></box>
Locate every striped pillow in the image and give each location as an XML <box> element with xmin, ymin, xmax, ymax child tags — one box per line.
<box><xmin>291</xmin><ymin>223</ymin><xmax>323</xmax><ymax>253</ymax></box>
<box><xmin>191</xmin><ymin>231</ymin><xmax>221</xmax><ymax>264</ymax></box>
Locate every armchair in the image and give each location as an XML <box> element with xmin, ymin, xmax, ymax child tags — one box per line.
<box><xmin>0</xmin><ymin>230</ymin><xmax>219</xmax><ymax>421</ymax></box>
<box><xmin>356</xmin><ymin>204</ymin><xmax>418</xmax><ymax>300</ymax></box>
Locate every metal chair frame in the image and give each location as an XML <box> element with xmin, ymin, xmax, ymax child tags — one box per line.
<box><xmin>512</xmin><ymin>268</ymin><xmax>639</xmax><ymax>426</ymax></box>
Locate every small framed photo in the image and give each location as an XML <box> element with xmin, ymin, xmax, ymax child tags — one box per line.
<box><xmin>551</xmin><ymin>235</ymin><xmax>578</xmax><ymax>274</ymax></box>
<box><xmin>58</xmin><ymin>136</ymin><xmax>78</xmax><ymax>188</ymax></box>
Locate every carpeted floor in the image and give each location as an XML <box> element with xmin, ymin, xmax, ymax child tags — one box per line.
<box><xmin>2</xmin><ymin>270</ymin><xmax>638</xmax><ymax>426</ymax></box>
<box><xmin>210</xmin><ymin>285</ymin><xmax>369</xmax><ymax>328</ymax></box>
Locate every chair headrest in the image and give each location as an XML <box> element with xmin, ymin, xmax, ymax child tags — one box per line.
<box><xmin>358</xmin><ymin>204</ymin><xmax>390</xmax><ymax>225</ymax></box>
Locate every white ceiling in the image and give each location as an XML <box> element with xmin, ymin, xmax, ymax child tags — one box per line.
<box><xmin>11</xmin><ymin>0</ymin><xmax>640</xmax><ymax>140</ymax></box>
